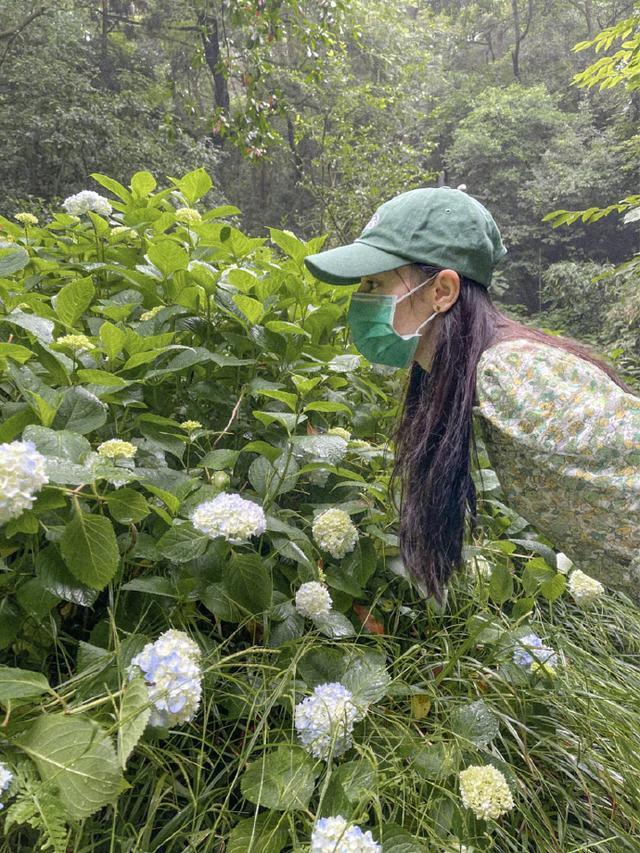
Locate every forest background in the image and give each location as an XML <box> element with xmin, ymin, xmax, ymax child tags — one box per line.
<box><xmin>1</xmin><ymin>0</ymin><xmax>639</xmax><ymax>377</ymax></box>
<box><xmin>0</xmin><ymin>2</ymin><xmax>640</xmax><ymax>850</ymax></box>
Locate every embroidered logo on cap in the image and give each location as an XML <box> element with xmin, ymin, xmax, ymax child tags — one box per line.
<box><xmin>362</xmin><ymin>211</ymin><xmax>379</xmax><ymax>233</ymax></box>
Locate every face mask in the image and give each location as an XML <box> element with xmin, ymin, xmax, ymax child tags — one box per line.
<box><xmin>346</xmin><ymin>276</ymin><xmax>439</xmax><ymax>368</ymax></box>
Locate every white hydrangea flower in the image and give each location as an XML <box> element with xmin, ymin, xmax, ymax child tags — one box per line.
<box><xmin>14</xmin><ymin>212</ymin><xmax>38</xmax><ymax>226</ymax></box>
<box><xmin>568</xmin><ymin>569</ymin><xmax>604</xmax><ymax>606</ymax></box>
<box><xmin>140</xmin><ymin>305</ymin><xmax>164</xmax><ymax>321</ymax></box>
<box><xmin>55</xmin><ymin>333</ymin><xmax>95</xmax><ymax>352</ymax></box>
<box><xmin>458</xmin><ymin>764</ymin><xmax>514</xmax><ymax>820</ymax></box>
<box><xmin>175</xmin><ymin>207</ymin><xmax>202</xmax><ymax>223</ymax></box>
<box><xmin>327</xmin><ymin>427</ymin><xmax>351</xmax><ymax>442</ymax></box>
<box><xmin>0</xmin><ymin>440</ymin><xmax>49</xmax><ymax>524</ymax></box>
<box><xmin>127</xmin><ymin>629</ymin><xmax>203</xmax><ymax>728</ymax></box>
<box><xmin>312</xmin><ymin>508</ymin><xmax>359</xmax><ymax>559</ymax></box>
<box><xmin>110</xmin><ymin>225</ymin><xmax>134</xmax><ymax>237</ymax></box>
<box><xmin>191</xmin><ymin>492</ymin><xmax>266</xmax><ymax>545</ymax></box>
<box><xmin>62</xmin><ymin>190</ymin><xmax>112</xmax><ymax>217</ymax></box>
<box><xmin>97</xmin><ymin>439</ymin><xmax>138</xmax><ymax>460</ymax></box>
<box><xmin>556</xmin><ymin>552</ymin><xmax>573</xmax><ymax>574</ymax></box>
<box><xmin>444</xmin><ymin>840</ymin><xmax>474</xmax><ymax>853</ymax></box>
<box><xmin>310</xmin><ymin>816</ymin><xmax>381</xmax><ymax>852</ymax></box>
<box><xmin>0</xmin><ymin>761</ymin><xmax>14</xmax><ymax>809</ymax></box>
<box><xmin>294</xmin><ymin>682</ymin><xmax>365</xmax><ymax>760</ymax></box>
<box><xmin>295</xmin><ymin>581</ymin><xmax>333</xmax><ymax>620</ymax></box>
<box><xmin>512</xmin><ymin>632</ymin><xmax>558</xmax><ymax>671</ymax></box>
<box><xmin>469</xmin><ymin>555</ymin><xmax>492</xmax><ymax>578</ymax></box>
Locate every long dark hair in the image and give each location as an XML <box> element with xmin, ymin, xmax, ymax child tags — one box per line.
<box><xmin>389</xmin><ymin>262</ymin><xmax>637</xmax><ymax>605</ymax></box>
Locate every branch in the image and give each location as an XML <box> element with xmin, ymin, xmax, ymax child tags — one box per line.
<box><xmin>0</xmin><ymin>4</ymin><xmax>50</xmax><ymax>40</ymax></box>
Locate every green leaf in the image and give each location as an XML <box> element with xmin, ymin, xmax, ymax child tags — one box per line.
<box><xmin>76</xmin><ymin>369</ymin><xmax>129</xmax><ymax>387</ymax></box>
<box><xmin>522</xmin><ymin>557</ymin><xmax>556</xmax><ymax>595</ymax></box>
<box><xmin>121</xmin><ymin>577</ymin><xmax>178</xmax><ymax>597</ymax></box>
<box><xmin>15</xmin><ymin>577</ymin><xmax>60</xmax><ymax>618</ymax></box>
<box><xmin>17</xmin><ymin>714</ymin><xmax>124</xmax><ymax>819</ymax></box>
<box><xmin>540</xmin><ymin>572</ymin><xmax>567</xmax><ymax>601</ymax></box>
<box><xmin>232</xmin><ymin>294</ymin><xmax>264</xmax><ymax>324</ymax></box>
<box><xmin>298</xmin><ymin>647</ymin><xmax>346</xmax><ymax>687</ymax></box>
<box><xmin>198</xmin><ymin>448</ymin><xmax>240</xmax><ymax>470</ymax></box>
<box><xmin>227</xmin><ymin>811</ymin><xmax>289</xmax><ymax>853</ymax></box>
<box><xmin>224</xmin><ymin>554</ymin><xmax>272</xmax><ymax>615</ymax></box>
<box><xmin>313</xmin><ymin>610</ymin><xmax>357</xmax><ymax>639</ymax></box>
<box><xmin>200</xmin><ymin>582</ymin><xmax>243</xmax><ymax>622</ymax></box>
<box><xmin>509</xmin><ymin>539</ymin><xmax>558</xmax><ymax>568</ymax></box>
<box><xmin>268</xmin><ymin>227</ymin><xmax>308</xmax><ymax>263</ymax></box>
<box><xmin>0</xmin><ymin>599</ymin><xmax>21</xmax><ymax>650</ymax></box>
<box><xmin>266</xmin><ymin>320</ymin><xmax>311</xmax><ymax>338</ymax></box>
<box><xmin>147</xmin><ymin>240</ymin><xmax>189</xmax><ymax>276</ymax></box>
<box><xmin>52</xmin><ymin>387</ymin><xmax>108</xmax><ymax>435</ymax></box>
<box><xmin>303</xmin><ymin>400</ymin><xmax>353</xmax><ymax>414</ymax></box>
<box><xmin>339</xmin><ymin>648</ymin><xmax>390</xmax><ymax>705</ymax></box>
<box><xmin>141</xmin><ymin>482</ymin><xmax>181</xmax><ymax>515</ymax></box>
<box><xmin>0</xmin><ymin>665</ymin><xmax>51</xmax><ymax>704</ymax></box>
<box><xmin>0</xmin><ymin>342</ymin><xmax>34</xmax><ymax>362</ymax></box>
<box><xmin>267</xmin><ymin>601</ymin><xmax>305</xmax><ymax>647</ymax></box>
<box><xmin>169</xmin><ymin>167</ymin><xmax>212</xmax><ymax>203</ymax></box>
<box><xmin>240</xmin><ymin>440</ymin><xmax>282</xmax><ymax>463</ymax></box>
<box><xmin>117</xmin><ymin>673</ymin><xmax>151</xmax><ymax>769</ymax></box>
<box><xmin>105</xmin><ymin>489</ymin><xmax>150</xmax><ymax>524</ymax></box>
<box><xmin>3</xmin><ymin>310</ymin><xmax>54</xmax><ymax>343</ymax></box>
<box><xmin>99</xmin><ymin>321</ymin><xmax>125</xmax><ymax>360</ymax></box>
<box><xmin>23</xmin><ymin>425</ymin><xmax>91</xmax><ymax>463</ymax></box>
<box><xmin>130</xmin><ymin>171</ymin><xmax>157</xmax><ymax>198</ymax></box>
<box><xmin>252</xmin><ymin>410</ymin><xmax>305</xmax><ymax>431</ymax></box>
<box><xmin>156</xmin><ymin>523</ymin><xmax>210</xmax><ymax>563</ymax></box>
<box><xmin>36</xmin><ymin>546</ymin><xmax>99</xmax><ymax>607</ymax></box>
<box><xmin>53</xmin><ymin>277</ymin><xmax>95</xmax><ymax>326</ymax></box>
<box><xmin>380</xmin><ymin>824</ymin><xmax>423</xmax><ymax>852</ymax></box>
<box><xmin>255</xmin><ymin>389</ymin><xmax>298</xmax><ymax>412</ymax></box>
<box><xmin>0</xmin><ymin>407</ymin><xmax>37</xmax><ymax>442</ymax></box>
<box><xmin>451</xmin><ymin>699</ymin><xmax>500</xmax><ymax>747</ymax></box>
<box><xmin>3</xmin><ymin>776</ymin><xmax>69</xmax><ymax>853</ymax></box>
<box><xmin>90</xmin><ymin>172</ymin><xmax>131</xmax><ymax>203</ymax></box>
<box><xmin>60</xmin><ymin>512</ymin><xmax>120</xmax><ymax>591</ymax></box>
<box><xmin>248</xmin><ymin>454</ymin><xmax>299</xmax><ymax>499</ymax></box>
<box><xmin>488</xmin><ymin>562</ymin><xmax>513</xmax><ymax>604</ymax></box>
<box><xmin>240</xmin><ymin>745</ymin><xmax>318</xmax><ymax>810</ymax></box>
<box><xmin>0</xmin><ymin>243</ymin><xmax>29</xmax><ymax>275</ymax></box>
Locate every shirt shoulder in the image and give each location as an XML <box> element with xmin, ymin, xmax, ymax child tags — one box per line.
<box><xmin>474</xmin><ymin>337</ymin><xmax>639</xmax><ymax>449</ymax></box>
<box><xmin>472</xmin><ymin>336</ymin><xmax>640</xmax><ymax>594</ymax></box>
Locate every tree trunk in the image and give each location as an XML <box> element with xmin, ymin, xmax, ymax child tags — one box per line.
<box><xmin>198</xmin><ymin>7</ymin><xmax>230</xmax><ymax>149</ymax></box>
<box><xmin>511</xmin><ymin>0</ymin><xmax>521</xmax><ymax>80</ymax></box>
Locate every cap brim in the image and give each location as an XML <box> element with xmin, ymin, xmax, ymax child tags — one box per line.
<box><xmin>304</xmin><ymin>240</ymin><xmax>411</xmax><ymax>285</ymax></box>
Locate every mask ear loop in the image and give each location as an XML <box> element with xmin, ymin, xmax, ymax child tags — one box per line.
<box><xmin>394</xmin><ymin>275</ymin><xmax>441</xmax><ymax>339</ymax></box>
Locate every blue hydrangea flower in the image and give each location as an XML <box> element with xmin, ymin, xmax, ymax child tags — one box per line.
<box><xmin>127</xmin><ymin>629</ymin><xmax>203</xmax><ymax>728</ymax></box>
<box><xmin>512</xmin><ymin>632</ymin><xmax>558</xmax><ymax>670</ymax></box>
<box><xmin>311</xmin><ymin>815</ymin><xmax>381</xmax><ymax>852</ymax></box>
<box><xmin>0</xmin><ymin>762</ymin><xmax>13</xmax><ymax>809</ymax></box>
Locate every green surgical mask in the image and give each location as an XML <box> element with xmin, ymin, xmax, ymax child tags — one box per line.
<box><xmin>346</xmin><ymin>277</ymin><xmax>439</xmax><ymax>368</ymax></box>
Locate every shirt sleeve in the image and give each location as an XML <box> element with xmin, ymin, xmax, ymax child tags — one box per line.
<box><xmin>473</xmin><ymin>340</ymin><xmax>640</xmax><ymax>599</ymax></box>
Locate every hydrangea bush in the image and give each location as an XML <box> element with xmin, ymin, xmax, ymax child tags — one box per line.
<box><xmin>0</xmin><ymin>168</ymin><xmax>639</xmax><ymax>852</ymax></box>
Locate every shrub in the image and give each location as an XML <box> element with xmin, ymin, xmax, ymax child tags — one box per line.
<box><xmin>1</xmin><ymin>169</ymin><xmax>640</xmax><ymax>852</ymax></box>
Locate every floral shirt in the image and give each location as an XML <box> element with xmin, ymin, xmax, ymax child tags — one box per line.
<box><xmin>472</xmin><ymin>338</ymin><xmax>640</xmax><ymax>601</ymax></box>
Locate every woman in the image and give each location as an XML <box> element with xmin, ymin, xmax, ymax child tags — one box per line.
<box><xmin>304</xmin><ymin>186</ymin><xmax>640</xmax><ymax>605</ymax></box>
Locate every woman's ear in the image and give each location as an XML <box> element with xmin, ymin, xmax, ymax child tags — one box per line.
<box><xmin>432</xmin><ymin>270</ymin><xmax>460</xmax><ymax>309</ymax></box>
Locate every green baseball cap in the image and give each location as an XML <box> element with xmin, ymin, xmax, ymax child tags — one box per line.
<box><xmin>303</xmin><ymin>186</ymin><xmax>507</xmax><ymax>288</ymax></box>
